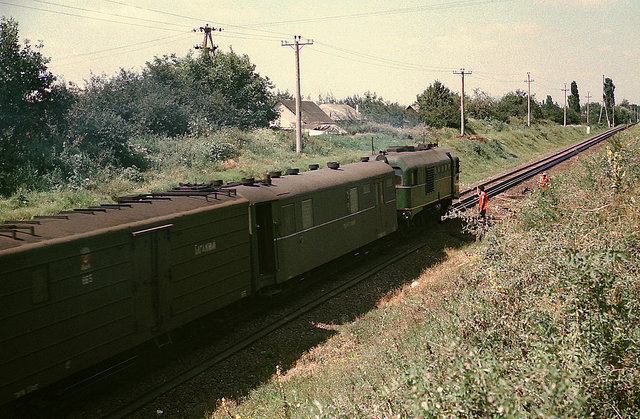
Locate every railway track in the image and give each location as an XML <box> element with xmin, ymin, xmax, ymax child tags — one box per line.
<box><xmin>452</xmin><ymin>124</ymin><xmax>632</xmax><ymax>210</ymax></box>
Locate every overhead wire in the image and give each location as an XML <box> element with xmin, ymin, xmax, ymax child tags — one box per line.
<box><xmin>28</xmin><ymin>0</ymin><xmax>193</xmax><ymax>30</ymax></box>
<box><xmin>244</xmin><ymin>0</ymin><xmax>514</xmax><ymax>27</ymax></box>
<box><xmin>0</xmin><ymin>1</ymin><xmax>188</xmax><ymax>32</ymax></box>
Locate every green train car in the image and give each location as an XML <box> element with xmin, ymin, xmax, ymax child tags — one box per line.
<box><xmin>376</xmin><ymin>144</ymin><xmax>460</xmax><ymax>224</ymax></box>
<box><xmin>0</xmin><ymin>145</ymin><xmax>456</xmax><ymax>406</ymax></box>
<box><xmin>0</xmin><ymin>191</ymin><xmax>251</xmax><ymax>405</ymax></box>
<box><xmin>231</xmin><ymin>159</ymin><xmax>397</xmax><ymax>289</ymax></box>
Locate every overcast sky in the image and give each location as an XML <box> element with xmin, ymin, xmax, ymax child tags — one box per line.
<box><xmin>2</xmin><ymin>0</ymin><xmax>638</xmax><ymax>106</ymax></box>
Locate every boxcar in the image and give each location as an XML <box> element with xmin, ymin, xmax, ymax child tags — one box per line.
<box><xmin>0</xmin><ymin>190</ymin><xmax>250</xmax><ymax>405</ymax></box>
<box><xmin>231</xmin><ymin>159</ymin><xmax>398</xmax><ymax>290</ymax></box>
<box><xmin>377</xmin><ymin>145</ymin><xmax>460</xmax><ymax>222</ymax></box>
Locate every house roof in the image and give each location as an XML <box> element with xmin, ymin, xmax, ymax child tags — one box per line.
<box><xmin>278</xmin><ymin>100</ymin><xmax>334</xmax><ymax>124</ymax></box>
<box><xmin>319</xmin><ymin>103</ymin><xmax>360</xmax><ymax>120</ymax></box>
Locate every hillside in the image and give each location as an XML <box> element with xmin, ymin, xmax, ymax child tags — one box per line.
<box><xmin>0</xmin><ymin>122</ymin><xmax>601</xmax><ymax>223</ymax></box>
<box><xmin>204</xmin><ymin>124</ymin><xmax>640</xmax><ymax>417</ymax></box>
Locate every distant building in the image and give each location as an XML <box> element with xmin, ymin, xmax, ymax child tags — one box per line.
<box><xmin>406</xmin><ymin>104</ymin><xmax>419</xmax><ymax>113</ymax></box>
<box><xmin>319</xmin><ymin>103</ymin><xmax>360</xmax><ymax>121</ymax></box>
<box><xmin>272</xmin><ymin>100</ymin><xmax>346</xmax><ymax>135</ymax></box>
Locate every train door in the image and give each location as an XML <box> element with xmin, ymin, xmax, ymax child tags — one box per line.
<box><xmin>131</xmin><ymin>224</ymin><xmax>172</xmax><ymax>337</ymax></box>
<box><xmin>255</xmin><ymin>203</ymin><xmax>276</xmax><ymax>276</ymax></box>
<box><xmin>445</xmin><ymin>152</ymin><xmax>455</xmax><ymax>196</ymax></box>
<box><xmin>375</xmin><ymin>179</ymin><xmax>386</xmax><ymax>235</ymax></box>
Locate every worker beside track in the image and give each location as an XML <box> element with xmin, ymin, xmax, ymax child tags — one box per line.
<box><xmin>477</xmin><ymin>185</ymin><xmax>488</xmax><ymax>220</ymax></box>
<box><xmin>539</xmin><ymin>172</ymin><xmax>551</xmax><ymax>190</ymax></box>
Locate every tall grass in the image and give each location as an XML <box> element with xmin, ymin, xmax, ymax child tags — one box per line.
<box><xmin>211</xmin><ymin>125</ymin><xmax>640</xmax><ymax>417</ymax></box>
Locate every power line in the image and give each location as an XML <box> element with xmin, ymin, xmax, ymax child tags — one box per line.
<box><xmin>55</xmin><ymin>33</ymin><xmax>190</xmax><ymax>63</ymax></box>
<box><xmin>0</xmin><ymin>1</ymin><xmax>187</xmax><ymax>32</ymax></box>
<box><xmin>28</xmin><ymin>0</ymin><xmax>192</xmax><ymax>30</ymax></box>
<box><xmin>100</xmin><ymin>0</ymin><xmax>293</xmax><ymax>38</ymax></box>
<box><xmin>244</xmin><ymin>0</ymin><xmax>513</xmax><ymax>28</ymax></box>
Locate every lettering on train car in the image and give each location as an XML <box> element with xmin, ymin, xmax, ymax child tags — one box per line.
<box><xmin>194</xmin><ymin>241</ymin><xmax>217</xmax><ymax>256</ymax></box>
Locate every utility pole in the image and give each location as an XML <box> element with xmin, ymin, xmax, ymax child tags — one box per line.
<box><xmin>282</xmin><ymin>35</ymin><xmax>313</xmax><ymax>154</ymax></box>
<box><xmin>453</xmin><ymin>68</ymin><xmax>471</xmax><ymax>136</ymax></box>
<box><xmin>585</xmin><ymin>91</ymin><xmax>591</xmax><ymax>124</ymax></box>
<box><xmin>524</xmin><ymin>72</ymin><xmax>534</xmax><ymax>127</ymax></box>
<box><xmin>612</xmin><ymin>96</ymin><xmax>615</xmax><ymax>126</ymax></box>
<box><xmin>562</xmin><ymin>83</ymin><xmax>569</xmax><ymax>126</ymax></box>
<box><xmin>193</xmin><ymin>24</ymin><xmax>222</xmax><ymax>59</ymax></box>
<box><xmin>599</xmin><ymin>75</ymin><xmax>610</xmax><ymax>127</ymax></box>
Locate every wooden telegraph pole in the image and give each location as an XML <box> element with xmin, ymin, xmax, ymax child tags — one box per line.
<box><xmin>282</xmin><ymin>35</ymin><xmax>313</xmax><ymax>154</ymax></box>
<box><xmin>524</xmin><ymin>72</ymin><xmax>534</xmax><ymax>127</ymax></box>
<box><xmin>562</xmin><ymin>83</ymin><xmax>569</xmax><ymax>126</ymax></box>
<box><xmin>453</xmin><ymin>68</ymin><xmax>471</xmax><ymax>136</ymax></box>
<box><xmin>194</xmin><ymin>24</ymin><xmax>222</xmax><ymax>58</ymax></box>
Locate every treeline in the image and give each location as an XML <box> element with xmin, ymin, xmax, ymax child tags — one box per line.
<box><xmin>320</xmin><ymin>80</ymin><xmax>637</xmax><ymax>132</ymax></box>
<box><xmin>2</xmin><ymin>16</ymin><xmax>638</xmax><ymax>197</ymax></box>
<box><xmin>0</xmin><ymin>17</ymin><xmax>276</xmax><ymax>195</ymax></box>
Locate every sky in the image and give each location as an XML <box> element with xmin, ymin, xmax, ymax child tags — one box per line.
<box><xmin>2</xmin><ymin>0</ymin><xmax>638</xmax><ymax>107</ymax></box>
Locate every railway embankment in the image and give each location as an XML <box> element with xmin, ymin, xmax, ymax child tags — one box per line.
<box><xmin>207</xmin><ymin>124</ymin><xmax>640</xmax><ymax>417</ymax></box>
<box><xmin>1</xmin><ymin>121</ymin><xmax>601</xmax><ymax>223</ymax></box>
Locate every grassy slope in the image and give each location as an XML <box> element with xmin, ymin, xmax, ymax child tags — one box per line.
<box><xmin>0</xmin><ymin>122</ymin><xmax>601</xmax><ymax>223</ymax></box>
<box><xmin>210</xmin><ymin>124</ymin><xmax>640</xmax><ymax>418</ymax></box>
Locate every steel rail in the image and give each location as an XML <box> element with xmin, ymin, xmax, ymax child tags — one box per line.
<box><xmin>453</xmin><ymin>124</ymin><xmax>632</xmax><ymax>210</ymax></box>
<box><xmin>457</xmin><ymin>125</ymin><xmax>629</xmax><ymax>199</ymax></box>
<box><xmin>103</xmin><ymin>238</ymin><xmax>427</xmax><ymax>418</ymax></box>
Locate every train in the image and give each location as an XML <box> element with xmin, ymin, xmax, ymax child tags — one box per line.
<box><xmin>0</xmin><ymin>143</ymin><xmax>459</xmax><ymax>405</ymax></box>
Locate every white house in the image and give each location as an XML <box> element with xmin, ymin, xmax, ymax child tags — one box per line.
<box><xmin>272</xmin><ymin>100</ymin><xmax>346</xmax><ymax>135</ymax></box>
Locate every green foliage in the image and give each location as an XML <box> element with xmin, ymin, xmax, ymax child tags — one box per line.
<box><xmin>341</xmin><ymin>92</ymin><xmax>418</xmax><ymax>127</ymax></box>
<box><xmin>0</xmin><ymin>17</ymin><xmax>62</xmax><ymax>195</ymax></box>
<box><xmin>415</xmin><ymin>80</ymin><xmax>461</xmax><ymax>129</ymax></box>
<box><xmin>604</xmin><ymin>77</ymin><xmax>615</xmax><ymax>110</ymax></box>
<box><xmin>568</xmin><ymin>81</ymin><xmax>580</xmax><ymax>113</ymax></box>
<box><xmin>541</xmin><ymin>95</ymin><xmax>564</xmax><ymax>124</ymax></box>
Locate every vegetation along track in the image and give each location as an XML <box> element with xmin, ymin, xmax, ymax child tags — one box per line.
<box><xmin>453</xmin><ymin>124</ymin><xmax>633</xmax><ymax>210</ymax></box>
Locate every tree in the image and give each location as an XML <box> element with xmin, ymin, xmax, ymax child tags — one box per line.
<box><xmin>541</xmin><ymin>95</ymin><xmax>563</xmax><ymax>124</ymax></box>
<box><xmin>568</xmin><ymin>81</ymin><xmax>580</xmax><ymax>114</ymax></box>
<box><xmin>0</xmin><ymin>17</ymin><xmax>61</xmax><ymax>195</ymax></box>
<box><xmin>414</xmin><ymin>80</ymin><xmax>460</xmax><ymax>129</ymax></box>
<box><xmin>341</xmin><ymin>92</ymin><xmax>417</xmax><ymax>127</ymax></box>
<box><xmin>604</xmin><ymin>78</ymin><xmax>615</xmax><ymax>110</ymax></box>
<box><xmin>180</xmin><ymin>49</ymin><xmax>277</xmax><ymax>129</ymax></box>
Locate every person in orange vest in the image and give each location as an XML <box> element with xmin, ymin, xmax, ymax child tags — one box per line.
<box><xmin>539</xmin><ymin>172</ymin><xmax>551</xmax><ymax>190</ymax></box>
<box><xmin>477</xmin><ymin>185</ymin><xmax>488</xmax><ymax>219</ymax></box>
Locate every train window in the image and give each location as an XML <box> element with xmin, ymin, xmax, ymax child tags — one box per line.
<box><xmin>410</xmin><ymin>171</ymin><xmax>418</xmax><ymax>185</ymax></box>
<box><xmin>301</xmin><ymin>199</ymin><xmax>313</xmax><ymax>230</ymax></box>
<box><xmin>425</xmin><ymin>167</ymin><xmax>435</xmax><ymax>193</ymax></box>
<box><xmin>346</xmin><ymin>187</ymin><xmax>358</xmax><ymax>214</ymax></box>
<box><xmin>363</xmin><ymin>183</ymin><xmax>371</xmax><ymax>194</ymax></box>
<box><xmin>280</xmin><ymin>204</ymin><xmax>296</xmax><ymax>236</ymax></box>
<box><xmin>393</xmin><ymin>167</ymin><xmax>403</xmax><ymax>185</ymax></box>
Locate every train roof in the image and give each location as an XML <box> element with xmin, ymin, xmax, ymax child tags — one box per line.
<box><xmin>380</xmin><ymin>146</ymin><xmax>458</xmax><ymax>172</ymax></box>
<box><xmin>230</xmin><ymin>159</ymin><xmax>393</xmax><ymax>204</ymax></box>
<box><xmin>0</xmin><ymin>189</ymin><xmax>246</xmax><ymax>253</ymax></box>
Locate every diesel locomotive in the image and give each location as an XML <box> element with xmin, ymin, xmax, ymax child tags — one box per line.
<box><xmin>0</xmin><ymin>144</ymin><xmax>459</xmax><ymax>405</ymax></box>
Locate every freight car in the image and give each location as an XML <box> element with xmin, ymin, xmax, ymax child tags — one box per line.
<box><xmin>0</xmin><ymin>144</ymin><xmax>458</xmax><ymax>405</ymax></box>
